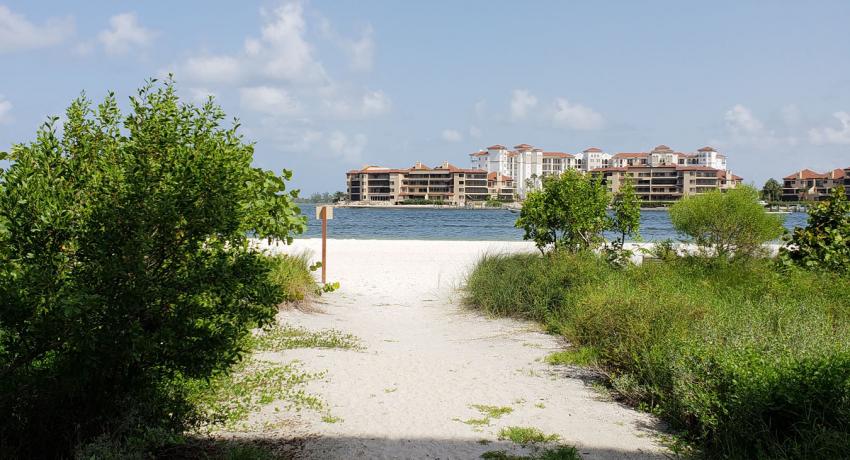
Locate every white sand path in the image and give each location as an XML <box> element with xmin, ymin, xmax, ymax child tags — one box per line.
<box><xmin>259</xmin><ymin>239</ymin><xmax>668</xmax><ymax>460</ymax></box>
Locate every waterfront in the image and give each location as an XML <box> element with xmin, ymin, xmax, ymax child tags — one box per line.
<box><xmin>297</xmin><ymin>204</ymin><xmax>808</xmax><ymax>241</ymax></box>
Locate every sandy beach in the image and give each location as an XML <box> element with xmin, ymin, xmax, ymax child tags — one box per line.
<box><xmin>255</xmin><ymin>239</ymin><xmax>668</xmax><ymax>459</ymax></box>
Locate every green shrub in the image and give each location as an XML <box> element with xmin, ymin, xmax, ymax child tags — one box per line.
<box><xmin>781</xmin><ymin>186</ymin><xmax>850</xmax><ymax>274</ymax></box>
<box><xmin>670</xmin><ymin>186</ymin><xmax>784</xmax><ymax>258</ymax></box>
<box><xmin>465</xmin><ymin>252</ymin><xmax>850</xmax><ymax>458</ymax></box>
<box><xmin>515</xmin><ymin>170</ymin><xmax>610</xmax><ymax>253</ymax></box>
<box><xmin>0</xmin><ymin>79</ymin><xmax>306</xmax><ymax>457</ymax></box>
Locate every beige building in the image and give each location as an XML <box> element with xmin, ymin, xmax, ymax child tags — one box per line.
<box><xmin>346</xmin><ymin>161</ymin><xmax>497</xmax><ymax>205</ymax></box>
<box><xmin>593</xmin><ymin>165</ymin><xmax>743</xmax><ymax>202</ymax></box>
<box><xmin>782</xmin><ymin>167</ymin><xmax>850</xmax><ymax>201</ymax></box>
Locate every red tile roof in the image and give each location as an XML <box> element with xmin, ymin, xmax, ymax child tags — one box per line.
<box><xmin>732</xmin><ymin>174</ymin><xmax>743</xmax><ymax>180</ymax></box>
<box><xmin>542</xmin><ymin>151</ymin><xmax>575</xmax><ymax>158</ymax></box>
<box><xmin>652</xmin><ymin>145</ymin><xmax>673</xmax><ymax>151</ymax></box>
<box><xmin>612</xmin><ymin>152</ymin><xmax>648</xmax><ymax>159</ymax></box>
<box><xmin>583</xmin><ymin>147</ymin><xmax>603</xmax><ymax>153</ymax></box>
<box><xmin>697</xmin><ymin>146</ymin><xmax>716</xmax><ymax>152</ymax></box>
<box><xmin>514</xmin><ymin>143</ymin><xmax>534</xmax><ymax>150</ymax></box>
<box><xmin>470</xmin><ymin>151</ymin><xmax>488</xmax><ymax>157</ymax></box>
<box><xmin>784</xmin><ymin>169</ymin><xmax>826</xmax><ymax>180</ymax></box>
<box><xmin>487</xmin><ymin>172</ymin><xmax>513</xmax><ymax>181</ymax></box>
<box><xmin>487</xmin><ymin>144</ymin><xmax>506</xmax><ymax>150</ymax></box>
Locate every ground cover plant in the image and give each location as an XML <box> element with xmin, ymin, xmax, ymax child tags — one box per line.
<box><xmin>0</xmin><ymin>79</ymin><xmax>311</xmax><ymax>457</ymax></box>
<box><xmin>466</xmin><ymin>251</ymin><xmax>850</xmax><ymax>458</ymax></box>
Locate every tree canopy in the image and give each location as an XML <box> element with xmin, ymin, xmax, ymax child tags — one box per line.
<box><xmin>0</xmin><ymin>79</ymin><xmax>306</xmax><ymax>456</ymax></box>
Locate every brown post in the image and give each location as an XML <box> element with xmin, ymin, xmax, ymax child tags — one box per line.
<box><xmin>321</xmin><ymin>206</ymin><xmax>327</xmax><ymax>284</ymax></box>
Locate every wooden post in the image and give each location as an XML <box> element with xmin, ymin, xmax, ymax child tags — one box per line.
<box><xmin>321</xmin><ymin>207</ymin><xmax>327</xmax><ymax>284</ymax></box>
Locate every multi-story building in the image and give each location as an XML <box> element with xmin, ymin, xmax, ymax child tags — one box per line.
<box><xmin>782</xmin><ymin>167</ymin><xmax>850</xmax><ymax>201</ymax></box>
<box><xmin>471</xmin><ymin>143</ymin><xmax>736</xmax><ymax>199</ymax></box>
<box><xmin>593</xmin><ymin>145</ymin><xmax>740</xmax><ymax>201</ymax></box>
<box><xmin>593</xmin><ymin>165</ymin><xmax>743</xmax><ymax>202</ymax></box>
<box><xmin>346</xmin><ymin>161</ymin><xmax>493</xmax><ymax>205</ymax></box>
<box><xmin>470</xmin><ymin>144</ymin><xmax>612</xmax><ymax>197</ymax></box>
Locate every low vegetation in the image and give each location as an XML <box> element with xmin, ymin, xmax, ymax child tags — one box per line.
<box><xmin>498</xmin><ymin>426</ymin><xmax>561</xmax><ymax>446</ymax></box>
<box><xmin>467</xmin><ymin>252</ymin><xmax>850</xmax><ymax>458</ymax></box>
<box><xmin>481</xmin><ymin>446</ymin><xmax>580</xmax><ymax>460</ymax></box>
<box><xmin>250</xmin><ymin>322</ymin><xmax>362</xmax><ymax>351</ymax></box>
<box><xmin>468</xmin><ymin>185</ymin><xmax>850</xmax><ymax>458</ymax></box>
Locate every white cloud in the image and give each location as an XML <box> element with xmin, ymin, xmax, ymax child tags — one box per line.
<box><xmin>178</xmin><ymin>3</ymin><xmax>325</xmax><ymax>85</ymax></box>
<box><xmin>258</xmin><ymin>3</ymin><xmax>325</xmax><ymax>81</ymax></box>
<box><xmin>441</xmin><ymin>129</ymin><xmax>463</xmax><ymax>142</ymax></box>
<box><xmin>319</xmin><ymin>18</ymin><xmax>374</xmax><ymax>71</ymax></box>
<box><xmin>809</xmin><ymin>111</ymin><xmax>850</xmax><ymax>145</ymax></box>
<box><xmin>240</xmin><ymin>86</ymin><xmax>300</xmax><ymax>116</ymax></box>
<box><xmin>0</xmin><ymin>5</ymin><xmax>74</xmax><ymax>53</ymax></box>
<box><xmin>722</xmin><ymin>104</ymin><xmax>797</xmax><ymax>148</ymax></box>
<box><xmin>0</xmin><ymin>96</ymin><xmax>12</xmax><ymax>123</ymax></box>
<box><xmin>98</xmin><ymin>12</ymin><xmax>156</xmax><ymax>56</ymax></box>
<box><xmin>328</xmin><ymin>131</ymin><xmax>367</xmax><ymax>162</ymax></box>
<box><xmin>187</xmin><ymin>87</ymin><xmax>217</xmax><ymax>104</ymax></box>
<box><xmin>469</xmin><ymin>126</ymin><xmax>482</xmax><ymax>138</ymax></box>
<box><xmin>551</xmin><ymin>98</ymin><xmax>604</xmax><ymax>130</ymax></box>
<box><xmin>361</xmin><ymin>90</ymin><xmax>390</xmax><ymax>116</ymax></box>
<box><xmin>347</xmin><ymin>26</ymin><xmax>374</xmax><ymax>71</ymax></box>
<box><xmin>510</xmin><ymin>89</ymin><xmax>537</xmax><ymax>120</ymax></box>
<box><xmin>725</xmin><ymin>104</ymin><xmax>764</xmax><ymax>135</ymax></box>
<box><xmin>184</xmin><ymin>55</ymin><xmax>243</xmax><ymax>84</ymax></box>
<box><xmin>72</xmin><ymin>41</ymin><xmax>95</xmax><ymax>57</ymax></box>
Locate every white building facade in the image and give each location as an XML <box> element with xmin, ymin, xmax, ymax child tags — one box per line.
<box><xmin>470</xmin><ymin>144</ymin><xmax>612</xmax><ymax>197</ymax></box>
<box><xmin>471</xmin><ymin>143</ymin><xmax>732</xmax><ymax>198</ymax></box>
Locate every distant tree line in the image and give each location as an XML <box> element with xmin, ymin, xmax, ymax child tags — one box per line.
<box><xmin>296</xmin><ymin>191</ymin><xmax>347</xmax><ymax>203</ymax></box>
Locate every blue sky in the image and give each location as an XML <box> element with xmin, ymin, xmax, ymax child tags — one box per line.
<box><xmin>2</xmin><ymin>1</ymin><xmax>850</xmax><ymax>193</ymax></box>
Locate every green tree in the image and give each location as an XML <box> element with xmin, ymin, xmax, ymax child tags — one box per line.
<box><xmin>780</xmin><ymin>186</ymin><xmax>850</xmax><ymax>273</ymax></box>
<box><xmin>516</xmin><ymin>170</ymin><xmax>610</xmax><ymax>253</ymax></box>
<box><xmin>611</xmin><ymin>178</ymin><xmax>642</xmax><ymax>246</ymax></box>
<box><xmin>0</xmin><ymin>79</ymin><xmax>306</xmax><ymax>456</ymax></box>
<box><xmin>761</xmin><ymin>178</ymin><xmax>783</xmax><ymax>202</ymax></box>
<box><xmin>669</xmin><ymin>186</ymin><xmax>784</xmax><ymax>258</ymax></box>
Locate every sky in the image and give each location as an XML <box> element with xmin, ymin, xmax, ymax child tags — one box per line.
<box><xmin>1</xmin><ymin>1</ymin><xmax>850</xmax><ymax>194</ymax></box>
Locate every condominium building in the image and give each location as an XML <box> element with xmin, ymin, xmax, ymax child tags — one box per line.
<box><xmin>782</xmin><ymin>167</ymin><xmax>850</xmax><ymax>201</ymax></box>
<box><xmin>471</xmin><ymin>143</ymin><xmax>737</xmax><ymax>199</ymax></box>
<box><xmin>470</xmin><ymin>144</ymin><xmax>612</xmax><ymax>197</ymax></box>
<box><xmin>346</xmin><ymin>161</ymin><xmax>506</xmax><ymax>205</ymax></box>
<box><xmin>592</xmin><ymin>145</ymin><xmax>741</xmax><ymax>201</ymax></box>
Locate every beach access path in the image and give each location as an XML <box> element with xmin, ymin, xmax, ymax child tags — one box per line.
<box><xmin>259</xmin><ymin>239</ymin><xmax>667</xmax><ymax>459</ymax></box>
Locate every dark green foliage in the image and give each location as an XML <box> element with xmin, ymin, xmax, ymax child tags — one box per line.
<box><xmin>781</xmin><ymin>186</ymin><xmax>850</xmax><ymax>273</ymax></box>
<box><xmin>466</xmin><ymin>252</ymin><xmax>850</xmax><ymax>458</ymax></box>
<box><xmin>0</xmin><ymin>79</ymin><xmax>306</xmax><ymax>457</ymax></box>
<box><xmin>761</xmin><ymin>178</ymin><xmax>783</xmax><ymax>202</ymax></box>
<box><xmin>515</xmin><ymin>170</ymin><xmax>611</xmax><ymax>254</ymax></box>
<box><xmin>670</xmin><ymin>186</ymin><xmax>784</xmax><ymax>258</ymax></box>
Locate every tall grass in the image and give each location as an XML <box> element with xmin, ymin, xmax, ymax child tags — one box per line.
<box><xmin>465</xmin><ymin>252</ymin><xmax>850</xmax><ymax>458</ymax></box>
<box><xmin>264</xmin><ymin>251</ymin><xmax>317</xmax><ymax>302</ymax></box>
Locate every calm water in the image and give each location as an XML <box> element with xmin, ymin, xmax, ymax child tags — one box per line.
<box><xmin>297</xmin><ymin>204</ymin><xmax>808</xmax><ymax>241</ymax></box>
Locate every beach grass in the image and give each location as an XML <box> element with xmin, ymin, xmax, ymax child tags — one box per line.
<box><xmin>465</xmin><ymin>251</ymin><xmax>850</xmax><ymax>458</ymax></box>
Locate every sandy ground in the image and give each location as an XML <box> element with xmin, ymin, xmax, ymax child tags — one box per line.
<box><xmin>254</xmin><ymin>239</ymin><xmax>668</xmax><ymax>460</ymax></box>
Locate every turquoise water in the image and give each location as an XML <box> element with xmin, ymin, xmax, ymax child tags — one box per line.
<box><xmin>297</xmin><ymin>204</ymin><xmax>808</xmax><ymax>241</ymax></box>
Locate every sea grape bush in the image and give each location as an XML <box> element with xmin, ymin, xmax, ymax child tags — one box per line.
<box><xmin>0</xmin><ymin>79</ymin><xmax>306</xmax><ymax>456</ymax></box>
<box><xmin>669</xmin><ymin>185</ymin><xmax>784</xmax><ymax>258</ymax></box>
<box><xmin>516</xmin><ymin>170</ymin><xmax>640</xmax><ymax>256</ymax></box>
<box><xmin>781</xmin><ymin>186</ymin><xmax>850</xmax><ymax>273</ymax></box>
